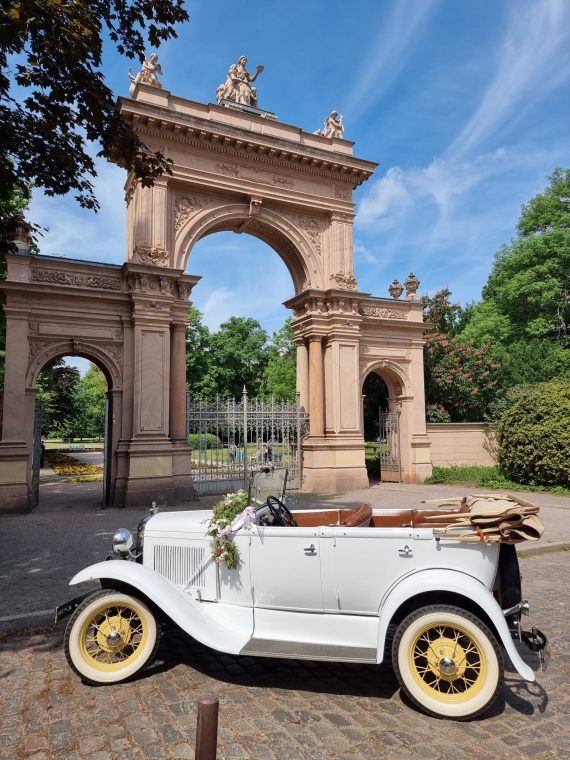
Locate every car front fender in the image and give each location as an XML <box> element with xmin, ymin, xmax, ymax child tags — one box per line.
<box><xmin>377</xmin><ymin>568</ymin><xmax>535</xmax><ymax>682</ymax></box>
<box><xmin>69</xmin><ymin>561</ymin><xmax>251</xmax><ymax>655</ymax></box>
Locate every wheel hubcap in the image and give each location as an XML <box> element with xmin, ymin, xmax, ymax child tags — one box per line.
<box><xmin>438</xmin><ymin>656</ymin><xmax>457</xmax><ymax>676</ymax></box>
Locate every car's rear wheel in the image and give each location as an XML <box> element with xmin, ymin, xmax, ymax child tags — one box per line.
<box><xmin>64</xmin><ymin>589</ymin><xmax>160</xmax><ymax>685</ymax></box>
<box><xmin>392</xmin><ymin>604</ymin><xmax>503</xmax><ymax>720</ymax></box>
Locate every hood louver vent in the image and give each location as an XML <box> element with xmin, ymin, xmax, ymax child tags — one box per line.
<box><xmin>154</xmin><ymin>544</ymin><xmax>207</xmax><ymax>587</ymax></box>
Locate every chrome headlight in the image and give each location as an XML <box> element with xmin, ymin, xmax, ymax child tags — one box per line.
<box><xmin>112</xmin><ymin>528</ymin><xmax>134</xmax><ymax>557</ymax></box>
<box><xmin>136</xmin><ymin>502</ymin><xmax>159</xmax><ymax>561</ymax></box>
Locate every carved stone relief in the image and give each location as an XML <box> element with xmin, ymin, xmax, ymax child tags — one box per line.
<box><xmin>272</xmin><ymin>175</ymin><xmax>295</xmax><ymax>189</ymax></box>
<box><xmin>329</xmin><ymin>211</ymin><xmax>353</xmax><ymax>223</ymax></box>
<box><xmin>177</xmin><ymin>282</ymin><xmax>193</xmax><ymax>301</ymax></box>
<box><xmin>174</xmin><ymin>194</ymin><xmax>208</xmax><ymax>232</ymax></box>
<box><xmin>334</xmin><ymin>185</ymin><xmax>352</xmax><ymax>200</ymax></box>
<box><xmin>132</xmin><ymin>245</ymin><xmax>170</xmax><ymax>267</ymax></box>
<box><xmin>127</xmin><ymin>272</ymin><xmax>177</xmax><ymax>297</ymax></box>
<box><xmin>286</xmin><ymin>212</ymin><xmax>322</xmax><ymax>256</ymax></box>
<box><xmin>249</xmin><ymin>196</ymin><xmax>262</xmax><ymax>217</ymax></box>
<box><xmin>360</xmin><ymin>305</ymin><xmax>408</xmax><ymax>320</ymax></box>
<box><xmin>31</xmin><ymin>269</ymin><xmax>121</xmax><ymax>291</ymax></box>
<box><xmin>331</xmin><ymin>273</ymin><xmax>358</xmax><ymax>291</ymax></box>
<box><xmin>217</xmin><ymin>162</ymin><xmax>240</xmax><ymax>177</ymax></box>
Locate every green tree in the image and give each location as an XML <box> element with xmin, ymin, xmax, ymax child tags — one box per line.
<box><xmin>208</xmin><ymin>317</ymin><xmax>269</xmax><ymax>399</ymax></box>
<box><xmin>259</xmin><ymin>319</ymin><xmax>296</xmax><ymax>402</ymax></box>
<box><xmin>0</xmin><ymin>0</ymin><xmax>188</xmax><ymax>237</ymax></box>
<box><xmin>71</xmin><ymin>364</ymin><xmax>108</xmax><ymax>438</ymax></box>
<box><xmin>185</xmin><ymin>308</ymin><xmax>217</xmax><ymax>401</ymax></box>
<box><xmin>423</xmin><ymin>289</ymin><xmax>500</xmax><ymax>421</ymax></box>
<box><xmin>462</xmin><ymin>169</ymin><xmax>570</xmax><ymax>345</ymax></box>
<box><xmin>457</xmin><ymin>169</ymin><xmax>570</xmax><ymax>392</ymax></box>
<box><xmin>36</xmin><ymin>359</ymin><xmax>81</xmax><ymax>437</ymax></box>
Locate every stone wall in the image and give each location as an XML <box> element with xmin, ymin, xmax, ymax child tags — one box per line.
<box><xmin>427</xmin><ymin>423</ymin><xmax>496</xmax><ymax>468</ymax></box>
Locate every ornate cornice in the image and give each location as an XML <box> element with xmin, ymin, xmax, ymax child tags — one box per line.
<box><xmin>122</xmin><ymin>114</ymin><xmax>374</xmax><ymax>187</ymax></box>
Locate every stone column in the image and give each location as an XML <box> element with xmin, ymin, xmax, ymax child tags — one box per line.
<box><xmin>296</xmin><ymin>341</ymin><xmax>309</xmax><ymax>412</ymax></box>
<box><xmin>308</xmin><ymin>337</ymin><xmax>324</xmax><ymax>437</ymax></box>
<box><xmin>169</xmin><ymin>322</ymin><xmax>188</xmax><ymax>442</ymax></box>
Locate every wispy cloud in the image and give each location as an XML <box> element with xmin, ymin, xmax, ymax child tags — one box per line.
<box><xmin>354</xmin><ymin>243</ymin><xmax>377</xmax><ymax>264</ymax></box>
<box><xmin>355</xmin><ymin>141</ymin><xmax>568</xmax><ymax>303</ymax></box>
<box><xmin>449</xmin><ymin>0</ymin><xmax>570</xmax><ymax>157</ymax></box>
<box><xmin>345</xmin><ymin>0</ymin><xmax>441</xmax><ymax>120</ymax></box>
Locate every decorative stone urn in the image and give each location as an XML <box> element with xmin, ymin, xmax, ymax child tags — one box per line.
<box><xmin>388</xmin><ymin>279</ymin><xmax>404</xmax><ymax>299</ymax></box>
<box><xmin>405</xmin><ymin>272</ymin><xmax>420</xmax><ymax>301</ymax></box>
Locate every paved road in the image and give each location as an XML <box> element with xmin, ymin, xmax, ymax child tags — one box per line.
<box><xmin>0</xmin><ymin>551</ymin><xmax>567</xmax><ymax>760</ymax></box>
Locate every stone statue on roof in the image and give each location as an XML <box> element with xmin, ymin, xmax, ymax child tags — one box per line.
<box><xmin>216</xmin><ymin>56</ymin><xmax>264</xmax><ymax>108</ymax></box>
<box><xmin>128</xmin><ymin>53</ymin><xmax>162</xmax><ymax>96</ymax></box>
<box><xmin>315</xmin><ymin>110</ymin><xmax>344</xmax><ymax>139</ymax></box>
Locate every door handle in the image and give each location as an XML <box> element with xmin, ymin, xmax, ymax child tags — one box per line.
<box><xmin>304</xmin><ymin>544</ymin><xmax>317</xmax><ymax>555</ymax></box>
<box><xmin>398</xmin><ymin>544</ymin><xmax>413</xmax><ymax>556</ymax></box>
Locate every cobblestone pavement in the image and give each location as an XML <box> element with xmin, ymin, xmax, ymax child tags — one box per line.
<box><xmin>0</xmin><ymin>552</ymin><xmax>568</xmax><ymax>760</ymax></box>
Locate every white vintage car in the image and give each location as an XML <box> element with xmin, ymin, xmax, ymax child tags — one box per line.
<box><xmin>58</xmin><ymin>495</ymin><xmax>548</xmax><ymax>720</ymax></box>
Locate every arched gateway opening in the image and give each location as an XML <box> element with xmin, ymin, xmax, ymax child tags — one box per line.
<box><xmin>0</xmin><ymin>76</ymin><xmax>433</xmax><ymax>512</ymax></box>
<box><xmin>33</xmin><ymin>355</ymin><xmax>113</xmax><ymax>508</ymax></box>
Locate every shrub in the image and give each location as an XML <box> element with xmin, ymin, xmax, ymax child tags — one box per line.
<box><xmin>496</xmin><ymin>380</ymin><xmax>570</xmax><ymax>487</ymax></box>
<box><xmin>426</xmin><ymin>403</ymin><xmax>451</xmax><ymax>423</ymax></box>
<box><xmin>188</xmin><ymin>433</ymin><xmax>221</xmax><ymax>449</ymax></box>
<box><xmin>365</xmin><ymin>453</ymin><xmax>380</xmax><ymax>479</ymax></box>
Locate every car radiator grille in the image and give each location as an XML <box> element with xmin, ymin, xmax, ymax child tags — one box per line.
<box><xmin>153</xmin><ymin>544</ymin><xmax>208</xmax><ymax>587</ymax></box>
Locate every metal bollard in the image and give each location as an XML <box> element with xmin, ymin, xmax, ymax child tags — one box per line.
<box><xmin>195</xmin><ymin>693</ymin><xmax>219</xmax><ymax>760</ymax></box>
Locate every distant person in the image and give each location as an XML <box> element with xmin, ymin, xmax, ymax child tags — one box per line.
<box><xmin>40</xmin><ymin>438</ymin><xmax>46</xmax><ymax>468</ymax></box>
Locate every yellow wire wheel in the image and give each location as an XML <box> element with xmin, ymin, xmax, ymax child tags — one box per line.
<box><xmin>392</xmin><ymin>605</ymin><xmax>503</xmax><ymax>720</ymax></box>
<box><xmin>65</xmin><ymin>590</ymin><xmax>159</xmax><ymax>685</ymax></box>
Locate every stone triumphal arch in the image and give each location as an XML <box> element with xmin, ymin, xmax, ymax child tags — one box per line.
<box><xmin>0</xmin><ymin>69</ymin><xmax>432</xmax><ymax>512</ymax></box>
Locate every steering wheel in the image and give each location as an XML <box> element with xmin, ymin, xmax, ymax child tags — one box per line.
<box><xmin>266</xmin><ymin>495</ymin><xmax>298</xmax><ymax>527</ymax></box>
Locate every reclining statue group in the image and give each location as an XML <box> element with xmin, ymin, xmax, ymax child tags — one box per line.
<box><xmin>129</xmin><ymin>52</ymin><xmax>345</xmax><ymax>138</ymax></box>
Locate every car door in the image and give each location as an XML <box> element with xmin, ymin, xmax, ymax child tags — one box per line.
<box><xmin>319</xmin><ymin>525</ymin><xmax>416</xmax><ymax>615</ymax></box>
<box><xmin>248</xmin><ymin>524</ymin><xmax>323</xmax><ymax>612</ymax></box>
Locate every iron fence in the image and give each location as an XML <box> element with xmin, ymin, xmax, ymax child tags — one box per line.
<box><xmin>186</xmin><ymin>388</ymin><xmax>308</xmax><ymax>496</ymax></box>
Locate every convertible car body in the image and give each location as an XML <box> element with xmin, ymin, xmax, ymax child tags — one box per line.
<box><xmin>58</xmin><ymin>498</ymin><xmax>548</xmax><ymax>720</ymax></box>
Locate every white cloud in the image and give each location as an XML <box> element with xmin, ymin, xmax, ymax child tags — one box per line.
<box><xmin>345</xmin><ymin>0</ymin><xmax>441</xmax><ymax>120</ymax></box>
<box><xmin>29</xmin><ymin>158</ymin><xmax>126</xmax><ymax>265</ymax></box>
<box><xmin>449</xmin><ymin>0</ymin><xmax>570</xmax><ymax>157</ymax></box>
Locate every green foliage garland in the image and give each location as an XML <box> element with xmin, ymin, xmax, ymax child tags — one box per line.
<box><xmin>207</xmin><ymin>490</ymin><xmax>249</xmax><ymax>570</ymax></box>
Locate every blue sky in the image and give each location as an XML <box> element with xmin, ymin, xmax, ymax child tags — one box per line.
<box><xmin>29</xmin><ymin>0</ymin><xmax>570</xmax><ymax>359</ymax></box>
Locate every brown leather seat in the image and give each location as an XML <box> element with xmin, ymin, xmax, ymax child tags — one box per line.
<box><xmin>339</xmin><ymin>503</ymin><xmax>373</xmax><ymax>527</ymax></box>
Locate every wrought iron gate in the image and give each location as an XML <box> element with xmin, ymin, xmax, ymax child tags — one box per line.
<box><xmin>186</xmin><ymin>389</ymin><xmax>308</xmax><ymax>496</ymax></box>
<box><xmin>31</xmin><ymin>400</ymin><xmax>43</xmax><ymax>507</ymax></box>
<box><xmin>379</xmin><ymin>410</ymin><xmax>400</xmax><ymax>482</ymax></box>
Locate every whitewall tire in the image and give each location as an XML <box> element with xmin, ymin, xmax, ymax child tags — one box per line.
<box><xmin>392</xmin><ymin>604</ymin><xmax>503</xmax><ymax>720</ymax></box>
<box><xmin>64</xmin><ymin>589</ymin><xmax>160</xmax><ymax>685</ymax></box>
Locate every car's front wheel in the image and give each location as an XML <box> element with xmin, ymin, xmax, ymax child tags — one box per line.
<box><xmin>392</xmin><ymin>604</ymin><xmax>503</xmax><ymax>720</ymax></box>
<box><xmin>64</xmin><ymin>589</ymin><xmax>160</xmax><ymax>685</ymax></box>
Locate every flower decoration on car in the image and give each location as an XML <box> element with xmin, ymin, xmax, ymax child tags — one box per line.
<box><xmin>207</xmin><ymin>490</ymin><xmax>252</xmax><ymax>569</ymax></box>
